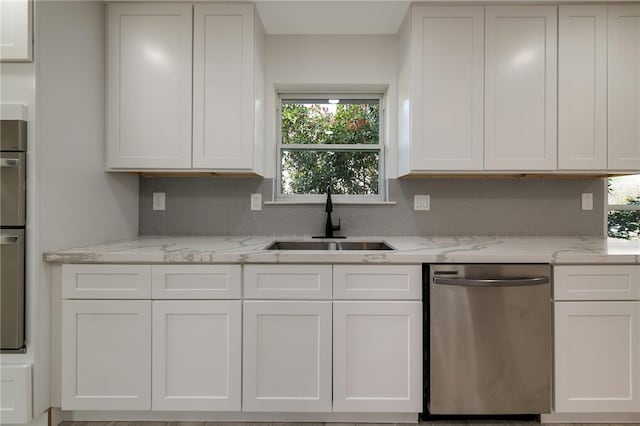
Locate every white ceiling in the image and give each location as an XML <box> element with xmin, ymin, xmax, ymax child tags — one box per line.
<box><xmin>255</xmin><ymin>1</ymin><xmax>410</xmax><ymax>35</ymax></box>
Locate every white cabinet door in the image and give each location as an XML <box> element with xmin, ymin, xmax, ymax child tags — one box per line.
<box><xmin>409</xmin><ymin>6</ymin><xmax>484</xmax><ymax>171</ymax></box>
<box><xmin>61</xmin><ymin>300</ymin><xmax>151</xmax><ymax>410</ymax></box>
<box><xmin>242</xmin><ymin>301</ymin><xmax>332</xmax><ymax>412</ymax></box>
<box><xmin>192</xmin><ymin>4</ymin><xmax>255</xmax><ymax>170</ymax></box>
<box><xmin>0</xmin><ymin>0</ymin><xmax>32</xmax><ymax>61</ymax></box>
<box><xmin>152</xmin><ymin>301</ymin><xmax>241</xmax><ymax>411</ymax></box>
<box><xmin>333</xmin><ymin>301</ymin><xmax>422</xmax><ymax>413</ymax></box>
<box><xmin>485</xmin><ymin>6</ymin><xmax>557</xmax><ymax>170</ymax></box>
<box><xmin>0</xmin><ymin>365</ymin><xmax>32</xmax><ymax>424</ymax></box>
<box><xmin>106</xmin><ymin>3</ymin><xmax>192</xmax><ymax>169</ymax></box>
<box><xmin>558</xmin><ymin>6</ymin><xmax>607</xmax><ymax>170</ymax></box>
<box><xmin>608</xmin><ymin>6</ymin><xmax>640</xmax><ymax>170</ymax></box>
<box><xmin>555</xmin><ymin>301</ymin><xmax>640</xmax><ymax>412</ymax></box>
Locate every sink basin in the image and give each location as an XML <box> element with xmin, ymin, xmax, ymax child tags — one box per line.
<box><xmin>265</xmin><ymin>241</ymin><xmax>394</xmax><ymax>251</ymax></box>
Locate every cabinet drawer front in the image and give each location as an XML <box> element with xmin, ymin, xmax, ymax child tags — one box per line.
<box><xmin>62</xmin><ymin>264</ymin><xmax>151</xmax><ymax>299</ymax></box>
<box><xmin>554</xmin><ymin>265</ymin><xmax>640</xmax><ymax>300</ymax></box>
<box><xmin>333</xmin><ymin>265</ymin><xmax>422</xmax><ymax>300</ymax></box>
<box><xmin>152</xmin><ymin>265</ymin><xmax>241</xmax><ymax>299</ymax></box>
<box><xmin>243</xmin><ymin>265</ymin><xmax>332</xmax><ymax>299</ymax></box>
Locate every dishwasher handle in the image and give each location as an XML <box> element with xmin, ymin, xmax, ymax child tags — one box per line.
<box><xmin>433</xmin><ymin>276</ymin><xmax>549</xmax><ymax>287</ymax></box>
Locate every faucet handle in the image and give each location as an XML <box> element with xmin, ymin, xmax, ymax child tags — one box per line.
<box><xmin>333</xmin><ymin>217</ymin><xmax>341</xmax><ymax>231</ymax></box>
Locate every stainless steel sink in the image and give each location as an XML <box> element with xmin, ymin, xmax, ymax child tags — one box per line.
<box><xmin>265</xmin><ymin>241</ymin><xmax>394</xmax><ymax>251</ymax></box>
<box><xmin>334</xmin><ymin>241</ymin><xmax>394</xmax><ymax>250</ymax></box>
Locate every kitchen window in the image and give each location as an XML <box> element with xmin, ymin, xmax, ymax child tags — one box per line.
<box><xmin>608</xmin><ymin>175</ymin><xmax>640</xmax><ymax>240</ymax></box>
<box><xmin>276</xmin><ymin>94</ymin><xmax>384</xmax><ymax>202</ymax></box>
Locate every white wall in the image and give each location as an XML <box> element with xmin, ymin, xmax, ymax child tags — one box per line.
<box><xmin>37</xmin><ymin>2</ymin><xmax>138</xmax><ymax>249</ymax></box>
<box><xmin>264</xmin><ymin>34</ymin><xmax>399</xmax><ymax>179</ymax></box>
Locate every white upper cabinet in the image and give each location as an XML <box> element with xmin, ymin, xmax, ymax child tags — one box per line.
<box><xmin>106</xmin><ymin>3</ymin><xmax>193</xmax><ymax>169</ymax></box>
<box><xmin>0</xmin><ymin>0</ymin><xmax>32</xmax><ymax>61</ymax></box>
<box><xmin>558</xmin><ymin>6</ymin><xmax>607</xmax><ymax>170</ymax></box>
<box><xmin>193</xmin><ymin>4</ymin><xmax>263</xmax><ymax>173</ymax></box>
<box><xmin>106</xmin><ymin>3</ymin><xmax>265</xmax><ymax>173</ymax></box>
<box><xmin>404</xmin><ymin>6</ymin><xmax>484</xmax><ymax>171</ymax></box>
<box><xmin>484</xmin><ymin>6</ymin><xmax>557</xmax><ymax>171</ymax></box>
<box><xmin>608</xmin><ymin>6</ymin><xmax>640</xmax><ymax>171</ymax></box>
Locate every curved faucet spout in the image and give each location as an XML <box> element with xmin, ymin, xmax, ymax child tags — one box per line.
<box><xmin>325</xmin><ymin>185</ymin><xmax>333</xmax><ymax>213</ymax></box>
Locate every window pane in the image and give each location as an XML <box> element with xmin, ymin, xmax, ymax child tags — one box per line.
<box><xmin>281</xmin><ymin>150</ymin><xmax>379</xmax><ymax>195</ymax></box>
<box><xmin>608</xmin><ymin>175</ymin><xmax>640</xmax><ymax>240</ymax></box>
<box><xmin>608</xmin><ymin>175</ymin><xmax>640</xmax><ymax>204</ymax></box>
<box><xmin>608</xmin><ymin>210</ymin><xmax>640</xmax><ymax>240</ymax></box>
<box><xmin>281</xmin><ymin>100</ymin><xmax>379</xmax><ymax>145</ymax></box>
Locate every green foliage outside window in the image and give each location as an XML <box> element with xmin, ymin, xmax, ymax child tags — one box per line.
<box><xmin>280</xmin><ymin>101</ymin><xmax>380</xmax><ymax>195</ymax></box>
<box><xmin>608</xmin><ymin>197</ymin><xmax>640</xmax><ymax>240</ymax></box>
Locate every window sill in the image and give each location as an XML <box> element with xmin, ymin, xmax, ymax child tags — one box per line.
<box><xmin>264</xmin><ymin>200</ymin><xmax>397</xmax><ymax>206</ymax></box>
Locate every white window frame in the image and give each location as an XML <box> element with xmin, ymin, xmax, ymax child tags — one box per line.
<box><xmin>276</xmin><ymin>93</ymin><xmax>385</xmax><ymax>203</ymax></box>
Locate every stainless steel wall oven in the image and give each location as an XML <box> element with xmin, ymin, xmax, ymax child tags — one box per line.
<box><xmin>1</xmin><ymin>118</ymin><xmax>27</xmax><ymax>352</ymax></box>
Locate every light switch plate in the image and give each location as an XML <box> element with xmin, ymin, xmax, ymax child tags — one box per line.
<box><xmin>414</xmin><ymin>194</ymin><xmax>430</xmax><ymax>211</ymax></box>
<box><xmin>581</xmin><ymin>193</ymin><xmax>593</xmax><ymax>211</ymax></box>
<box><xmin>251</xmin><ymin>193</ymin><xmax>262</xmax><ymax>211</ymax></box>
<box><xmin>153</xmin><ymin>192</ymin><xmax>165</xmax><ymax>211</ymax></box>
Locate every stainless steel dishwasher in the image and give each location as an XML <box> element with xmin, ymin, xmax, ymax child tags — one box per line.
<box><xmin>428</xmin><ymin>264</ymin><xmax>551</xmax><ymax>415</ymax></box>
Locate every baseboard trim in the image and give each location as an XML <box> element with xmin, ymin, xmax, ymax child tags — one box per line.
<box><xmin>541</xmin><ymin>412</ymin><xmax>640</xmax><ymax>423</ymax></box>
<box><xmin>60</xmin><ymin>410</ymin><xmax>419</xmax><ymax>423</ymax></box>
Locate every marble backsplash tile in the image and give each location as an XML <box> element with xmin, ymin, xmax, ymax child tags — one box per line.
<box><xmin>138</xmin><ymin>177</ymin><xmax>605</xmax><ymax>237</ymax></box>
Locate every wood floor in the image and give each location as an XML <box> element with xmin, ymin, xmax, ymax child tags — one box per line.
<box><xmin>59</xmin><ymin>422</ymin><xmax>635</xmax><ymax>426</ymax></box>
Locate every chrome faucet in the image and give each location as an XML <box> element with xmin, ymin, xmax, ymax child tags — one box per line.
<box><xmin>314</xmin><ymin>186</ymin><xmax>345</xmax><ymax>238</ymax></box>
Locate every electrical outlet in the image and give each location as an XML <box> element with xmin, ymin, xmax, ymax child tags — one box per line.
<box><xmin>581</xmin><ymin>193</ymin><xmax>593</xmax><ymax>211</ymax></box>
<box><xmin>414</xmin><ymin>194</ymin><xmax>430</xmax><ymax>211</ymax></box>
<box><xmin>251</xmin><ymin>193</ymin><xmax>262</xmax><ymax>211</ymax></box>
<box><xmin>153</xmin><ymin>192</ymin><xmax>165</xmax><ymax>211</ymax></box>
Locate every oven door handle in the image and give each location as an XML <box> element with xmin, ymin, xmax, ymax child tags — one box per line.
<box><xmin>433</xmin><ymin>276</ymin><xmax>549</xmax><ymax>287</ymax></box>
<box><xmin>0</xmin><ymin>236</ymin><xmax>20</xmax><ymax>245</ymax></box>
<box><xmin>0</xmin><ymin>158</ymin><xmax>19</xmax><ymax>168</ymax></box>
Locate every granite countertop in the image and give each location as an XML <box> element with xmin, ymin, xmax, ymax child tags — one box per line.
<box><xmin>42</xmin><ymin>235</ymin><xmax>640</xmax><ymax>264</ymax></box>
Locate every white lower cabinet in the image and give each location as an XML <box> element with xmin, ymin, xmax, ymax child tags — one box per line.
<box><xmin>332</xmin><ymin>301</ymin><xmax>423</xmax><ymax>413</ymax></box>
<box><xmin>61</xmin><ymin>300</ymin><xmax>152</xmax><ymax>410</ymax></box>
<box><xmin>151</xmin><ymin>300</ymin><xmax>242</xmax><ymax>411</ymax></box>
<box><xmin>60</xmin><ymin>263</ymin><xmax>423</xmax><ymax>416</ymax></box>
<box><xmin>242</xmin><ymin>300</ymin><xmax>332</xmax><ymax>412</ymax></box>
<box><xmin>554</xmin><ymin>301</ymin><xmax>640</xmax><ymax>412</ymax></box>
<box><xmin>554</xmin><ymin>264</ymin><xmax>640</xmax><ymax>414</ymax></box>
